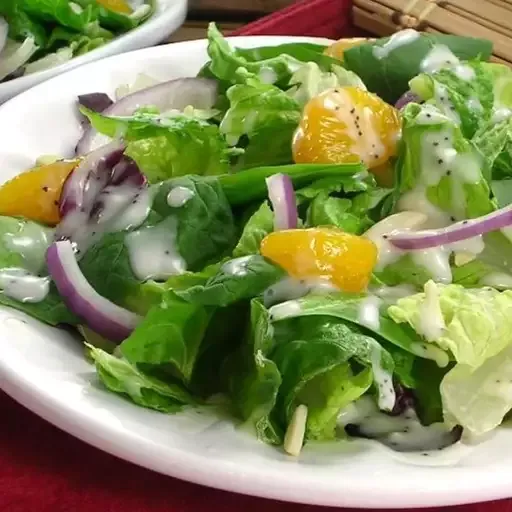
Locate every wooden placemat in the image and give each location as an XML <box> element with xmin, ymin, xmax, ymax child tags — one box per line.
<box><xmin>352</xmin><ymin>0</ymin><xmax>512</xmax><ymax>65</ymax></box>
<box><xmin>168</xmin><ymin>0</ymin><xmax>297</xmax><ymax>42</ymax></box>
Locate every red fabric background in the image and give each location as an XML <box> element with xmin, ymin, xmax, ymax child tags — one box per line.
<box><xmin>1</xmin><ymin>0</ymin><xmax>510</xmax><ymax>510</ymax></box>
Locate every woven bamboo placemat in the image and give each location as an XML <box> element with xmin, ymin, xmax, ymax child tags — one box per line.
<box><xmin>352</xmin><ymin>0</ymin><xmax>512</xmax><ymax>65</ymax></box>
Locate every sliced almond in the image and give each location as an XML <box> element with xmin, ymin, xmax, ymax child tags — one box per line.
<box><xmin>284</xmin><ymin>405</ymin><xmax>308</xmax><ymax>457</ymax></box>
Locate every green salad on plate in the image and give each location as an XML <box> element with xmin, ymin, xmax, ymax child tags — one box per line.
<box><xmin>1</xmin><ymin>24</ymin><xmax>512</xmax><ymax>458</ymax></box>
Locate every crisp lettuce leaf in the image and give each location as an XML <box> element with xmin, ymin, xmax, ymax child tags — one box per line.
<box><xmin>0</xmin><ymin>0</ymin><xmax>47</xmax><ymax>47</ymax></box>
<box><xmin>473</xmin><ymin>118</ymin><xmax>512</xmax><ymax>179</ymax></box>
<box><xmin>287</xmin><ymin>62</ymin><xmax>366</xmax><ymax>106</ymax></box>
<box><xmin>206</xmin><ymin>22</ymin><xmax>303</xmax><ymax>88</ymax></box>
<box><xmin>223</xmin><ymin>300</ymin><xmax>282</xmax><ymax>444</ymax></box>
<box><xmin>80</xmin><ymin>107</ymin><xmax>233</xmax><ymax>181</ymax></box>
<box><xmin>388</xmin><ymin>281</ymin><xmax>512</xmax><ymax>368</ymax></box>
<box><xmin>441</xmin><ymin>344</ymin><xmax>512</xmax><ymax>436</ymax></box>
<box><xmin>410</xmin><ymin>61</ymin><xmax>494</xmax><ymax>139</ymax></box>
<box><xmin>220</xmin><ymin>74</ymin><xmax>301</xmax><ymax>169</ymax></box>
<box><xmin>88</xmin><ymin>344</ymin><xmax>196</xmax><ymax>411</ymax></box>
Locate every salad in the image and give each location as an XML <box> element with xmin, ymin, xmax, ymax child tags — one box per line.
<box><xmin>1</xmin><ymin>23</ymin><xmax>512</xmax><ymax>458</ymax></box>
<box><xmin>0</xmin><ymin>0</ymin><xmax>154</xmax><ymax>83</ymax></box>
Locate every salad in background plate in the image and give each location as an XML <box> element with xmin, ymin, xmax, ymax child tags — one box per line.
<box><xmin>0</xmin><ymin>0</ymin><xmax>154</xmax><ymax>83</ymax></box>
<box><xmin>1</xmin><ymin>23</ymin><xmax>512</xmax><ymax>458</ymax></box>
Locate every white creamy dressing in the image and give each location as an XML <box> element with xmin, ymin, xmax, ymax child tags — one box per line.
<box><xmin>167</xmin><ymin>186</ymin><xmax>195</xmax><ymax>208</ymax></box>
<box><xmin>467</xmin><ymin>96</ymin><xmax>483</xmax><ymax>113</ymax></box>
<box><xmin>258</xmin><ymin>67</ymin><xmax>278</xmax><ymax>85</ymax></box>
<box><xmin>0</xmin><ymin>269</ymin><xmax>49</xmax><ymax>303</ymax></box>
<box><xmin>417</xmin><ymin>280</ymin><xmax>445</xmax><ymax>342</ymax></box>
<box><xmin>434</xmin><ymin>83</ymin><xmax>460</xmax><ymax>125</ymax></box>
<box><xmin>409</xmin><ymin>341</ymin><xmax>450</xmax><ymax>367</ymax></box>
<box><xmin>338</xmin><ymin>396</ymin><xmax>459</xmax><ymax>452</ymax></box>
<box><xmin>491</xmin><ymin>107</ymin><xmax>512</xmax><ymax>124</ymax></box>
<box><xmin>480</xmin><ymin>272</ymin><xmax>512</xmax><ymax>289</ymax></box>
<box><xmin>397</xmin><ymin>187</ymin><xmax>451</xmax><ymax>229</ymax></box>
<box><xmin>358</xmin><ymin>295</ymin><xmax>382</xmax><ymax>330</ymax></box>
<box><xmin>222</xmin><ymin>256</ymin><xmax>252</xmax><ymax>277</ymax></box>
<box><xmin>371</xmin><ymin>284</ymin><xmax>417</xmax><ymax>303</ymax></box>
<box><xmin>3</xmin><ymin>222</ymin><xmax>52</xmax><ymax>274</ymax></box>
<box><xmin>263</xmin><ymin>277</ymin><xmax>337</xmax><ymax>307</ymax></box>
<box><xmin>420</xmin><ymin>44</ymin><xmax>475</xmax><ymax>82</ymax></box>
<box><xmin>370</xmin><ymin>343</ymin><xmax>396</xmax><ymax>411</ymax></box>
<box><xmin>268</xmin><ymin>299</ymin><xmax>302</xmax><ymax>322</ymax></box>
<box><xmin>372</xmin><ymin>29</ymin><xmax>420</xmax><ymax>60</ymax></box>
<box><xmin>125</xmin><ymin>216</ymin><xmax>186</xmax><ymax>281</ymax></box>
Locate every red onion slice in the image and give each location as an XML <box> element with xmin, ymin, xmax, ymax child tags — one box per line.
<box><xmin>47</xmin><ymin>240</ymin><xmax>141</xmax><ymax>342</ymax></box>
<box><xmin>388</xmin><ymin>205</ymin><xmax>512</xmax><ymax>250</ymax></box>
<box><xmin>395</xmin><ymin>91</ymin><xmax>420</xmax><ymax>110</ymax></box>
<box><xmin>76</xmin><ymin>77</ymin><xmax>219</xmax><ymax>155</ymax></box>
<box><xmin>266</xmin><ymin>173</ymin><xmax>298</xmax><ymax>231</ymax></box>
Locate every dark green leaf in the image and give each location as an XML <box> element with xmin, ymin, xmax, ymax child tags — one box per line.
<box><xmin>343</xmin><ymin>34</ymin><xmax>492</xmax><ymax>104</ymax></box>
<box><xmin>176</xmin><ymin>255</ymin><xmax>286</xmax><ymax>307</ymax></box>
<box><xmin>233</xmin><ymin>201</ymin><xmax>274</xmax><ymax>257</ymax></box>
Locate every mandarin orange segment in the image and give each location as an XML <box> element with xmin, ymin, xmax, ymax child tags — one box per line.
<box><xmin>260</xmin><ymin>227</ymin><xmax>377</xmax><ymax>293</ymax></box>
<box><xmin>292</xmin><ymin>86</ymin><xmax>401</xmax><ymax>175</ymax></box>
<box><xmin>96</xmin><ymin>0</ymin><xmax>133</xmax><ymax>14</ymax></box>
<box><xmin>323</xmin><ymin>38</ymin><xmax>372</xmax><ymax>61</ymax></box>
<box><xmin>0</xmin><ymin>160</ymin><xmax>80</xmax><ymax>226</ymax></box>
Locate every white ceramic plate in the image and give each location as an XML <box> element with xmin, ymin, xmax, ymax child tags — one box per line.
<box><xmin>1</xmin><ymin>37</ymin><xmax>512</xmax><ymax>509</ymax></box>
<box><xmin>0</xmin><ymin>0</ymin><xmax>187</xmax><ymax>104</ymax></box>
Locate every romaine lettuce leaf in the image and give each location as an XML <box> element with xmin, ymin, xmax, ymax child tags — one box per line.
<box><xmin>220</xmin><ymin>74</ymin><xmax>301</xmax><ymax>169</ymax></box>
<box><xmin>80</xmin><ymin>107</ymin><xmax>233</xmax><ymax>181</ymax></box>
<box><xmin>223</xmin><ymin>300</ymin><xmax>282</xmax><ymax>444</ymax></box>
<box><xmin>441</xmin><ymin>343</ymin><xmax>512</xmax><ymax>436</ymax></box>
<box><xmin>206</xmin><ymin>22</ymin><xmax>303</xmax><ymax>88</ymax></box>
<box><xmin>88</xmin><ymin>344</ymin><xmax>196</xmax><ymax>411</ymax></box>
<box><xmin>0</xmin><ymin>0</ymin><xmax>47</xmax><ymax>47</ymax></box>
<box><xmin>473</xmin><ymin>118</ymin><xmax>512</xmax><ymax>179</ymax></box>
<box><xmin>388</xmin><ymin>281</ymin><xmax>512</xmax><ymax>368</ymax></box>
<box><xmin>287</xmin><ymin>62</ymin><xmax>366</xmax><ymax>106</ymax></box>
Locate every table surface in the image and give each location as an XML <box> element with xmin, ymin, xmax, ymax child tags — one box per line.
<box><xmin>168</xmin><ymin>0</ymin><xmax>297</xmax><ymax>42</ymax></box>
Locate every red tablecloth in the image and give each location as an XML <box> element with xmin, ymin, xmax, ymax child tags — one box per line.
<box><xmin>1</xmin><ymin>1</ymin><xmax>511</xmax><ymax>511</ymax></box>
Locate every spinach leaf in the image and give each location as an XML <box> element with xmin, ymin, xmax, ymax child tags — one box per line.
<box><xmin>88</xmin><ymin>345</ymin><xmax>196</xmax><ymax>412</ymax></box>
<box><xmin>80</xmin><ymin>108</ymin><xmax>232</xmax><ymax>182</ymax></box>
<box><xmin>0</xmin><ymin>285</ymin><xmax>78</xmax><ymax>326</ymax></box>
<box><xmin>233</xmin><ymin>201</ymin><xmax>274</xmax><ymax>257</ymax></box>
<box><xmin>79</xmin><ymin>231</ymin><xmax>146</xmax><ymax>312</ymax></box>
<box><xmin>176</xmin><ymin>255</ymin><xmax>286</xmax><ymax>307</ymax></box>
<box><xmin>268</xmin><ymin>293</ymin><xmax>432</xmax><ymax>360</ymax></box>
<box><xmin>343</xmin><ymin>34</ymin><xmax>492</xmax><ymax>104</ymax></box>
<box><xmin>218</xmin><ymin>162</ymin><xmax>366</xmax><ymax>206</ymax></box>
<box><xmin>0</xmin><ymin>216</ymin><xmax>77</xmax><ymax>326</ymax></box>
<box><xmin>153</xmin><ymin>176</ymin><xmax>237</xmax><ymax>270</ymax></box>
<box><xmin>223</xmin><ymin>300</ymin><xmax>282</xmax><ymax>444</ymax></box>
<box><xmin>374</xmin><ymin>254</ymin><xmax>434</xmax><ymax>289</ymax></box>
<box><xmin>120</xmin><ymin>290</ymin><xmax>215</xmax><ymax>384</ymax></box>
